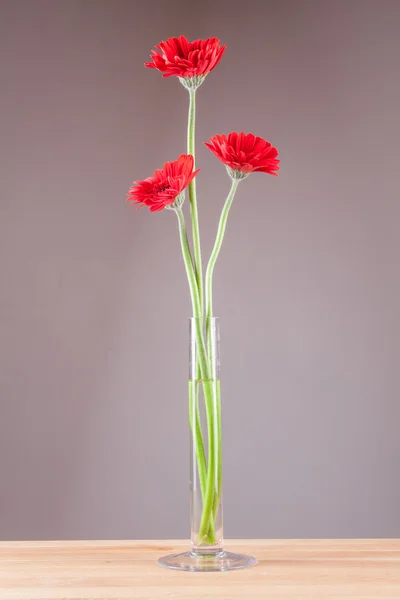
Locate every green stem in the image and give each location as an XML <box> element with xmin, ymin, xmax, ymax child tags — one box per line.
<box><xmin>212</xmin><ymin>380</ymin><xmax>222</xmax><ymax>520</ymax></box>
<box><xmin>189</xmin><ymin>381</ymin><xmax>216</xmax><ymax>542</ymax></box>
<box><xmin>205</xmin><ymin>178</ymin><xmax>239</xmax><ymax>322</ymax></box>
<box><xmin>186</xmin><ymin>88</ymin><xmax>217</xmax><ymax>541</ymax></box>
<box><xmin>174</xmin><ymin>207</ymin><xmax>207</xmax><ymax>365</ymax></box>
<box><xmin>198</xmin><ymin>379</ymin><xmax>217</xmax><ymax>540</ymax></box>
<box><xmin>174</xmin><ymin>207</ymin><xmax>201</xmax><ymax>318</ymax></box>
<box><xmin>200</xmin><ymin>180</ymin><xmax>240</xmax><ymax>540</ymax></box>
<box><xmin>187</xmin><ymin>88</ymin><xmax>204</xmax><ymax>318</ymax></box>
<box><xmin>188</xmin><ymin>381</ymin><xmax>207</xmax><ymax>500</ymax></box>
<box><xmin>174</xmin><ymin>208</ymin><xmax>207</xmax><ymax>373</ymax></box>
<box><xmin>175</xmin><ymin>206</ymin><xmax>216</xmax><ymax>543</ymax></box>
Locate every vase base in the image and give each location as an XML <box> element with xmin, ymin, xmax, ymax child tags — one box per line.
<box><xmin>157</xmin><ymin>550</ymin><xmax>256</xmax><ymax>572</ymax></box>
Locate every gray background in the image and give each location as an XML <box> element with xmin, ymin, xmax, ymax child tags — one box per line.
<box><xmin>1</xmin><ymin>0</ymin><xmax>399</xmax><ymax>541</ymax></box>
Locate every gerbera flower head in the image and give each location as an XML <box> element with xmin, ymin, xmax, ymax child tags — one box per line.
<box><xmin>145</xmin><ymin>35</ymin><xmax>226</xmax><ymax>90</ymax></box>
<box><xmin>204</xmin><ymin>132</ymin><xmax>280</xmax><ymax>180</ymax></box>
<box><xmin>127</xmin><ymin>154</ymin><xmax>199</xmax><ymax>212</ymax></box>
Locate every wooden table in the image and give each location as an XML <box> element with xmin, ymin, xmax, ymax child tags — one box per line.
<box><xmin>0</xmin><ymin>539</ymin><xmax>399</xmax><ymax>599</ymax></box>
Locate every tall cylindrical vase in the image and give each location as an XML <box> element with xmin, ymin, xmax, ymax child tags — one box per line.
<box><xmin>158</xmin><ymin>318</ymin><xmax>256</xmax><ymax>571</ymax></box>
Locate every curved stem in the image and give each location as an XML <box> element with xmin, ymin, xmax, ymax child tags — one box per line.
<box><xmin>205</xmin><ymin>179</ymin><xmax>239</xmax><ymax>321</ymax></box>
<box><xmin>198</xmin><ymin>379</ymin><xmax>216</xmax><ymax>540</ymax></box>
<box><xmin>189</xmin><ymin>381</ymin><xmax>216</xmax><ymax>543</ymax></box>
<box><xmin>175</xmin><ymin>210</ymin><xmax>218</xmax><ymax>544</ymax></box>
<box><xmin>174</xmin><ymin>207</ymin><xmax>201</xmax><ymax>318</ymax></box>
<box><xmin>174</xmin><ymin>209</ymin><xmax>213</xmax><ymax>387</ymax></box>
<box><xmin>198</xmin><ymin>179</ymin><xmax>241</xmax><ymax>542</ymax></box>
<box><xmin>187</xmin><ymin>89</ymin><xmax>204</xmax><ymax>318</ymax></box>
<box><xmin>175</xmin><ymin>206</ymin><xmax>215</xmax><ymax>541</ymax></box>
<box><xmin>189</xmin><ymin>381</ymin><xmax>207</xmax><ymax>500</ymax></box>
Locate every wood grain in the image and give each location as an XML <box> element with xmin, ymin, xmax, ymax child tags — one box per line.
<box><xmin>0</xmin><ymin>539</ymin><xmax>399</xmax><ymax>599</ymax></box>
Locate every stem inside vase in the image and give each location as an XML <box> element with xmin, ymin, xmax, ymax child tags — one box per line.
<box><xmin>189</xmin><ymin>317</ymin><xmax>223</xmax><ymax>552</ymax></box>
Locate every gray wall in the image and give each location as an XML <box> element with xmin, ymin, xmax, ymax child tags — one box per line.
<box><xmin>1</xmin><ymin>0</ymin><xmax>399</xmax><ymax>540</ymax></box>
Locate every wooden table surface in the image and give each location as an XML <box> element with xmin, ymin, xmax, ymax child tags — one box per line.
<box><xmin>0</xmin><ymin>539</ymin><xmax>399</xmax><ymax>599</ymax></box>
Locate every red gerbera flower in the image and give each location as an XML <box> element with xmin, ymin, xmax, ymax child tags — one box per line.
<box><xmin>204</xmin><ymin>132</ymin><xmax>280</xmax><ymax>178</ymax></box>
<box><xmin>127</xmin><ymin>154</ymin><xmax>199</xmax><ymax>212</ymax></box>
<box><xmin>145</xmin><ymin>35</ymin><xmax>226</xmax><ymax>81</ymax></box>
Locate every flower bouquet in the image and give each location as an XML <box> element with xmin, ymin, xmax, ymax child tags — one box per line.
<box><xmin>127</xmin><ymin>36</ymin><xmax>279</xmax><ymax>571</ymax></box>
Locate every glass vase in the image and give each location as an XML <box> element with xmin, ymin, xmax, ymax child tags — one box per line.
<box><xmin>158</xmin><ymin>317</ymin><xmax>256</xmax><ymax>571</ymax></box>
